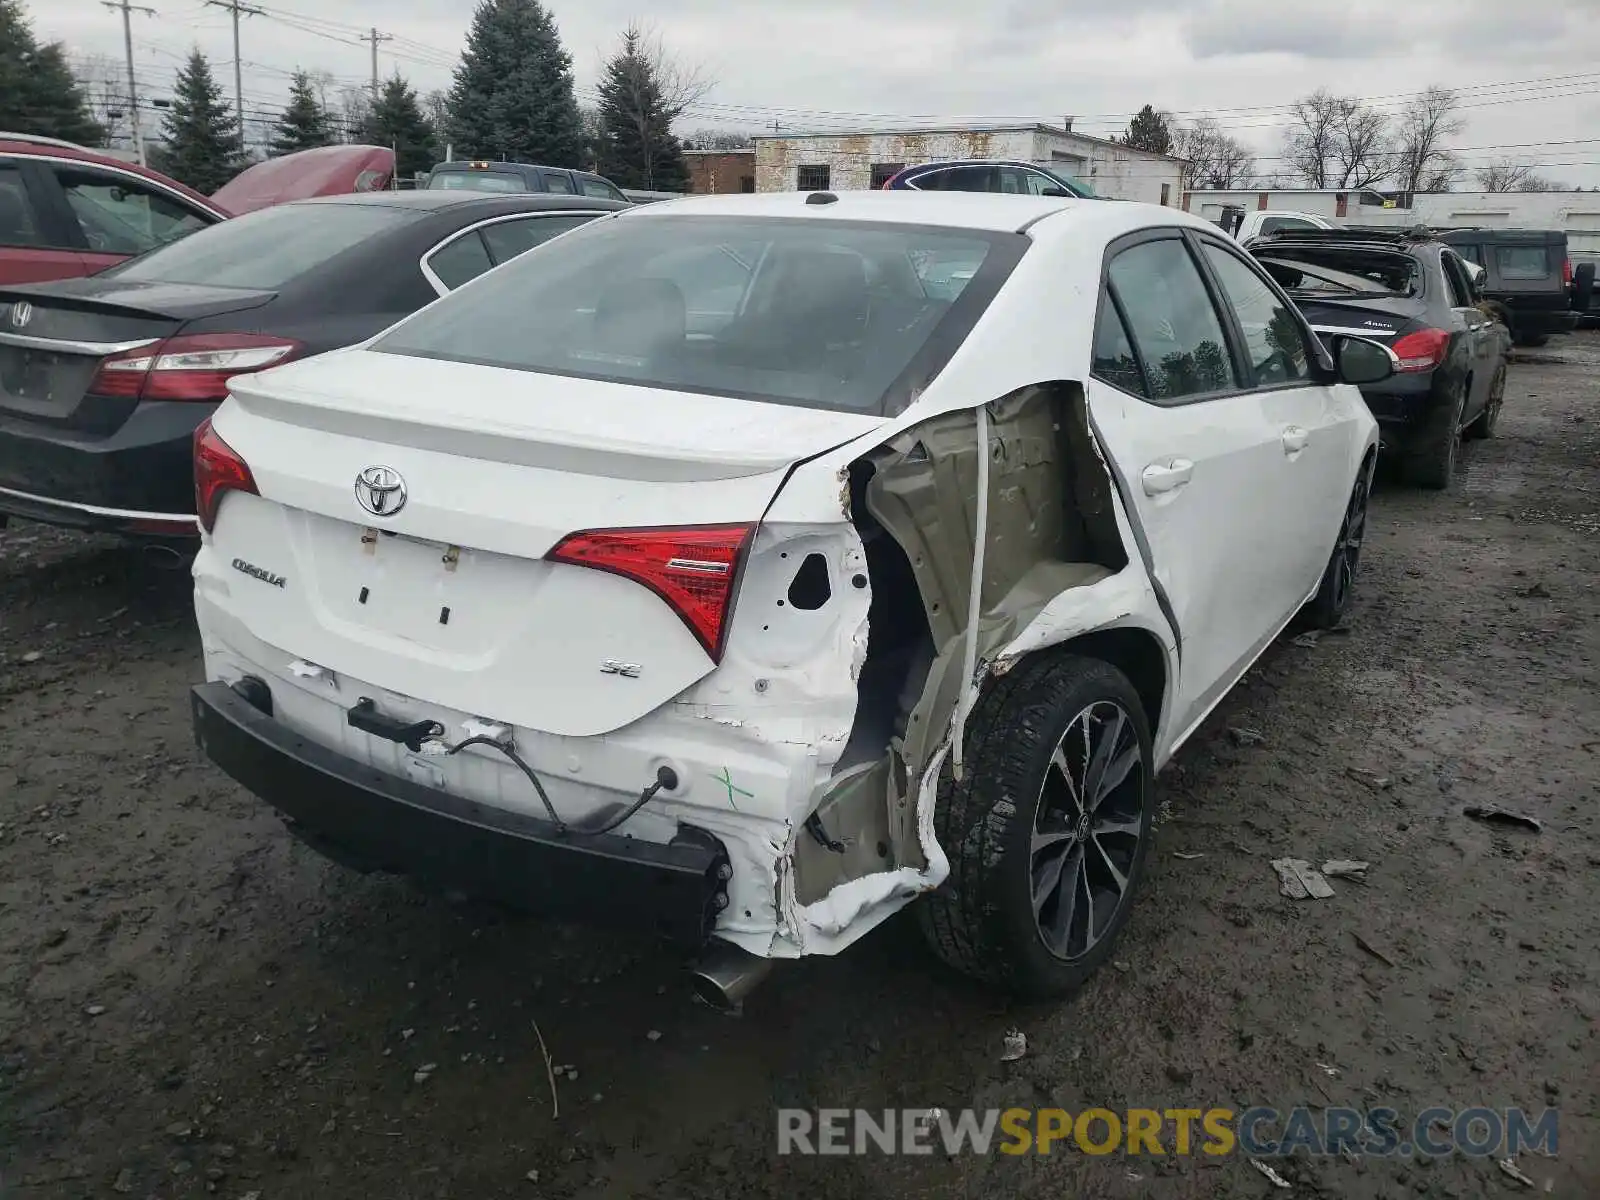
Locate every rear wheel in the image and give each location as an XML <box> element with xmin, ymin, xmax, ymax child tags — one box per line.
<box><xmin>918</xmin><ymin>653</ymin><xmax>1154</xmax><ymax>998</ymax></box>
<box><xmin>1302</xmin><ymin>460</ymin><xmax>1371</xmax><ymax>629</ymax></box>
<box><xmin>1464</xmin><ymin>364</ymin><xmax>1506</xmax><ymax>440</ymax></box>
<box><xmin>1514</xmin><ymin>332</ymin><xmax>1549</xmax><ymax>348</ymax></box>
<box><xmin>1401</xmin><ymin>381</ymin><xmax>1464</xmax><ymax>490</ymax></box>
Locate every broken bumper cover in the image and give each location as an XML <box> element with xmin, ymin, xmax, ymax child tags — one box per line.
<box><xmin>190</xmin><ymin>681</ymin><xmax>731</xmax><ymax>949</ymax></box>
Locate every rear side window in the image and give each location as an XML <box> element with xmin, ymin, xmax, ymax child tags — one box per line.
<box><xmin>480</xmin><ymin>214</ymin><xmax>596</xmax><ymax>263</ymax></box>
<box><xmin>107</xmin><ymin>202</ymin><xmax>413</xmax><ymax>288</ymax></box>
<box><xmin>1091</xmin><ymin>291</ymin><xmax>1146</xmax><ymax>397</ymax></box>
<box><xmin>0</xmin><ymin>164</ymin><xmax>43</xmax><ymax>247</ymax></box>
<box><xmin>1494</xmin><ymin>245</ymin><xmax>1553</xmax><ymax>280</ymax></box>
<box><xmin>1199</xmin><ymin>242</ymin><xmax>1311</xmax><ymax>388</ymax></box>
<box><xmin>427</xmin><ymin>229</ymin><xmax>494</xmax><ymax>289</ymax></box>
<box><xmin>580</xmin><ymin>178</ymin><xmax>621</xmax><ymax>200</ymax></box>
<box><xmin>1107</xmin><ymin>238</ymin><xmax>1236</xmax><ymax>401</ymax></box>
<box><xmin>1259</xmin><ymin>216</ymin><xmax>1318</xmax><ymax>235</ymax></box>
<box><xmin>376</xmin><ymin>215</ymin><xmax>1026</xmax><ymax>415</ymax></box>
<box><xmin>542</xmin><ymin>171</ymin><xmax>576</xmax><ymax>194</ymax></box>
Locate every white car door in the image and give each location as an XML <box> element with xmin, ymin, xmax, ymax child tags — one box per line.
<box><xmin>1083</xmin><ymin>231</ymin><xmax>1323</xmax><ymax>742</ymax></box>
<box><xmin>1191</xmin><ymin>234</ymin><xmax>1358</xmax><ymax>594</ymax></box>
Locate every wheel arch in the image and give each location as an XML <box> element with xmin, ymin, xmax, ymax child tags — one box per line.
<box><xmin>1018</xmin><ymin>623</ymin><xmax>1170</xmax><ymax>753</ymax></box>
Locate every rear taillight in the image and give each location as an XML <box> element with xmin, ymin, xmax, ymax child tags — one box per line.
<box><xmin>1390</xmin><ymin>328</ymin><xmax>1450</xmax><ymax>373</ymax></box>
<box><xmin>1563</xmin><ymin>257</ymin><xmax>1574</xmax><ymax>287</ymax></box>
<box><xmin>92</xmin><ymin>333</ymin><xmax>301</xmax><ymax>402</ymax></box>
<box><xmin>546</xmin><ymin>524</ymin><xmax>754</xmax><ymax>661</ymax></box>
<box><xmin>194</xmin><ymin>417</ymin><xmax>258</xmax><ymax>533</ymax></box>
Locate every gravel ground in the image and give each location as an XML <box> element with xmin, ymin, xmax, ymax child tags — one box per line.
<box><xmin>2</xmin><ymin>335</ymin><xmax>1597</xmax><ymax>1199</ymax></box>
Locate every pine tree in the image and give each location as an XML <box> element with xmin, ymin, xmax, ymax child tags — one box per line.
<box><xmin>1122</xmin><ymin>105</ymin><xmax>1174</xmax><ymax>157</ymax></box>
<box><xmin>159</xmin><ymin>49</ymin><xmax>241</xmax><ymax>194</ymax></box>
<box><xmin>270</xmin><ymin>70</ymin><xmax>334</xmax><ymax>155</ymax></box>
<box><xmin>363</xmin><ymin>75</ymin><xmax>438</xmax><ymax>182</ymax></box>
<box><xmin>595</xmin><ymin>25</ymin><xmax>688</xmax><ymax>192</ymax></box>
<box><xmin>0</xmin><ymin>0</ymin><xmax>105</xmax><ymax>145</ymax></box>
<box><xmin>445</xmin><ymin>0</ymin><xmax>584</xmax><ymax>167</ymax></box>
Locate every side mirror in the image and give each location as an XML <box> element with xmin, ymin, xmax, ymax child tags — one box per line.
<box><xmin>1332</xmin><ymin>335</ymin><xmax>1396</xmax><ymax>386</ymax></box>
<box><xmin>1040</xmin><ymin>186</ymin><xmax>1070</xmax><ymax>198</ymax></box>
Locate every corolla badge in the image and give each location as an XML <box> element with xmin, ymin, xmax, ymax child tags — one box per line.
<box><xmin>354</xmin><ymin>465</ymin><xmax>407</xmax><ymax>516</ymax></box>
<box><xmin>9</xmin><ymin>301</ymin><xmax>32</xmax><ymax>329</ymax></box>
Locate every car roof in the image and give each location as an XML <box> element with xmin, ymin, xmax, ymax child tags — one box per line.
<box><xmin>285</xmin><ymin>190</ymin><xmax>624</xmax><ymax>213</ymax></box>
<box><xmin>622</xmin><ymin>190</ymin><xmax>1210</xmax><ymax>237</ymax></box>
<box><xmin>0</xmin><ymin>134</ymin><xmax>227</xmax><ymax>213</ymax></box>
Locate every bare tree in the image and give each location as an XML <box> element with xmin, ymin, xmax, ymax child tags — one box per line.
<box><xmin>1476</xmin><ymin>159</ymin><xmax>1540</xmax><ymax>191</ymax></box>
<box><xmin>336</xmin><ymin>86</ymin><xmax>372</xmax><ymax>145</ymax></box>
<box><xmin>682</xmin><ymin>129</ymin><xmax>754</xmax><ymax>151</ymax></box>
<box><xmin>1282</xmin><ymin>89</ymin><xmax>1342</xmax><ymax>188</ymax></box>
<box><xmin>422</xmin><ymin>88</ymin><xmax>450</xmax><ymax>153</ymax></box>
<box><xmin>1393</xmin><ymin>85</ymin><xmax>1464</xmax><ymax>195</ymax></box>
<box><xmin>1174</xmin><ymin>117</ymin><xmax>1256</xmax><ymax>189</ymax></box>
<box><xmin>1333</xmin><ymin>101</ymin><xmax>1390</xmax><ymax>188</ymax></box>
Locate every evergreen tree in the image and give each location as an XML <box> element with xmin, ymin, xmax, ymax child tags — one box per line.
<box><xmin>159</xmin><ymin>49</ymin><xmax>241</xmax><ymax>194</ymax></box>
<box><xmin>363</xmin><ymin>75</ymin><xmax>438</xmax><ymax>181</ymax></box>
<box><xmin>445</xmin><ymin>0</ymin><xmax>584</xmax><ymax>167</ymax></box>
<box><xmin>1122</xmin><ymin>105</ymin><xmax>1174</xmax><ymax>157</ymax></box>
<box><xmin>595</xmin><ymin>25</ymin><xmax>688</xmax><ymax>192</ymax></box>
<box><xmin>270</xmin><ymin>70</ymin><xmax>334</xmax><ymax>155</ymax></box>
<box><xmin>0</xmin><ymin>0</ymin><xmax>105</xmax><ymax>145</ymax></box>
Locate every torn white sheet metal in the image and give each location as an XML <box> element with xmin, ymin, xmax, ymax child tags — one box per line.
<box><xmin>1272</xmin><ymin>858</ymin><xmax>1335</xmax><ymax>900</ymax></box>
<box><xmin>1321</xmin><ymin>859</ymin><xmax>1371</xmax><ymax>879</ymax></box>
<box><xmin>949</xmin><ymin>401</ymin><xmax>991</xmax><ymax>781</ymax></box>
<box><xmin>1250</xmin><ymin>1159</ymin><xmax>1293</xmax><ymax>1190</ymax></box>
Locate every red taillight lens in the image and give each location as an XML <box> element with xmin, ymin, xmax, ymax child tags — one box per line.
<box><xmin>91</xmin><ymin>333</ymin><xmax>301</xmax><ymax>402</ymax></box>
<box><xmin>1563</xmin><ymin>257</ymin><xmax>1573</xmax><ymax>287</ymax></box>
<box><xmin>546</xmin><ymin>524</ymin><xmax>754</xmax><ymax>660</ymax></box>
<box><xmin>1390</xmin><ymin>328</ymin><xmax>1450</xmax><ymax>373</ymax></box>
<box><xmin>193</xmin><ymin>417</ymin><xmax>258</xmax><ymax>533</ymax></box>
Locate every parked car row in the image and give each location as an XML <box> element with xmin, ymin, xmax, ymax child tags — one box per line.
<box><xmin>0</xmin><ymin>182</ymin><xmax>1542</xmax><ymax>1007</ymax></box>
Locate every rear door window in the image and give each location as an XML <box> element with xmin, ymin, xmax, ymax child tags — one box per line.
<box><xmin>541</xmin><ymin>171</ymin><xmax>576</xmax><ymax>194</ymax></box>
<box><xmin>1091</xmin><ymin>289</ymin><xmax>1147</xmax><ymax>397</ymax></box>
<box><xmin>53</xmin><ymin>167</ymin><xmax>210</xmax><ymax>256</ymax></box>
<box><xmin>916</xmin><ymin>166</ymin><xmax>999</xmax><ymax>192</ymax></box>
<box><xmin>1494</xmin><ymin>245</ymin><xmax>1553</xmax><ymax>280</ymax></box>
<box><xmin>1258</xmin><ymin>216</ymin><xmax>1320</xmax><ymax>235</ymax></box>
<box><xmin>580</xmin><ymin>178</ymin><xmax>622</xmax><ymax>200</ymax></box>
<box><xmin>1107</xmin><ymin>237</ymin><xmax>1237</xmax><ymax>402</ymax></box>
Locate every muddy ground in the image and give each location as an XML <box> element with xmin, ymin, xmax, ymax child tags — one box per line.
<box><xmin>2</xmin><ymin>336</ymin><xmax>1596</xmax><ymax>1200</ymax></box>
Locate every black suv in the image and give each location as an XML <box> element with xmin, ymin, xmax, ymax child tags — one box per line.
<box><xmin>425</xmin><ymin>160</ymin><xmax>629</xmax><ymax>203</ymax></box>
<box><xmin>1436</xmin><ymin>228</ymin><xmax>1579</xmax><ymax>347</ymax></box>
<box><xmin>1250</xmin><ymin>227</ymin><xmax>1510</xmax><ymax>490</ymax></box>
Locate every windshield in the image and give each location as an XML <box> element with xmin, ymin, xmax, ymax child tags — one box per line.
<box><xmin>104</xmin><ymin>202</ymin><xmax>415</xmax><ymax>289</ymax></box>
<box><xmin>1256</xmin><ymin>249</ymin><xmax>1420</xmax><ymax>298</ymax></box>
<box><xmin>428</xmin><ymin>170</ymin><xmax>527</xmax><ymax>193</ymax></box>
<box><xmin>375</xmin><ymin>215</ymin><xmax>1025</xmax><ymax>415</ymax></box>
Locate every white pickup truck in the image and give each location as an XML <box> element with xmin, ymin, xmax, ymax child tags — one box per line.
<box><xmin>1218</xmin><ymin>209</ymin><xmax>1335</xmax><ymax>241</ymax></box>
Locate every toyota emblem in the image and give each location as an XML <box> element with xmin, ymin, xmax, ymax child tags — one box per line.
<box><xmin>354</xmin><ymin>465</ymin><xmax>407</xmax><ymax>516</ymax></box>
<box><xmin>9</xmin><ymin>301</ymin><xmax>32</xmax><ymax>329</ymax></box>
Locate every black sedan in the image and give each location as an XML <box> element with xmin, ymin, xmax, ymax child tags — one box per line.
<box><xmin>1249</xmin><ymin>228</ymin><xmax>1510</xmax><ymax>490</ymax></box>
<box><xmin>0</xmin><ymin>190</ymin><xmax>624</xmax><ymax>538</ymax></box>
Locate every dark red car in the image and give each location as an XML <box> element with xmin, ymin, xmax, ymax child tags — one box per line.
<box><xmin>0</xmin><ymin>133</ymin><xmax>228</xmax><ymax>285</ymax></box>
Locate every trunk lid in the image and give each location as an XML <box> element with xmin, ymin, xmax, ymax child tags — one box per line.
<box><xmin>206</xmin><ymin>352</ymin><xmax>884</xmax><ymax>737</ymax></box>
<box><xmin>1290</xmin><ymin>296</ymin><xmax>1422</xmax><ymax>345</ymax></box>
<box><xmin>0</xmin><ymin>282</ymin><xmax>275</xmax><ymax>431</ymax></box>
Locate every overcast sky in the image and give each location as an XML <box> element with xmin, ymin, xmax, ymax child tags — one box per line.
<box><xmin>35</xmin><ymin>0</ymin><xmax>1600</xmax><ymax>188</ymax></box>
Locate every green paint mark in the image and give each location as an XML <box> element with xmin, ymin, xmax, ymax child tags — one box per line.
<box><xmin>712</xmin><ymin>766</ymin><xmax>754</xmax><ymax>811</ymax></box>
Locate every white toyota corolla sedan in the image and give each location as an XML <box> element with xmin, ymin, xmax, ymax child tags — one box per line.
<box><xmin>188</xmin><ymin>191</ymin><xmax>1389</xmax><ymax>1005</ymax></box>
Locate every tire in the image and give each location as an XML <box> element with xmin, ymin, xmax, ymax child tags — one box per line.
<box><xmin>1514</xmin><ymin>333</ymin><xmax>1549</xmax><ymax>348</ymax></box>
<box><xmin>1301</xmin><ymin>458</ymin><xmax>1372</xmax><ymax>630</ymax></box>
<box><xmin>918</xmin><ymin>653</ymin><xmax>1155</xmax><ymax>998</ymax></box>
<box><xmin>1401</xmin><ymin>381</ymin><xmax>1465</xmax><ymax>490</ymax></box>
<box><xmin>1464</xmin><ymin>364</ymin><xmax>1506</xmax><ymax>440</ymax></box>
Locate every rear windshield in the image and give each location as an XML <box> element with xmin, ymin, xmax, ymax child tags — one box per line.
<box><xmin>429</xmin><ymin>170</ymin><xmax>527</xmax><ymax>193</ymax></box>
<box><xmin>1494</xmin><ymin>245</ymin><xmax>1553</xmax><ymax>279</ymax></box>
<box><xmin>374</xmin><ymin>215</ymin><xmax>1025</xmax><ymax>415</ymax></box>
<box><xmin>1256</xmin><ymin>248</ymin><xmax>1420</xmax><ymax>298</ymax></box>
<box><xmin>105</xmin><ymin>202</ymin><xmax>414</xmax><ymax>289</ymax></box>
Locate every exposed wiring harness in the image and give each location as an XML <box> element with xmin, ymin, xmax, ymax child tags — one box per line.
<box><xmin>439</xmin><ymin>736</ymin><xmax>677</xmax><ymax>838</ymax></box>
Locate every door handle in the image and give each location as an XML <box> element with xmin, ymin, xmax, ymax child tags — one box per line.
<box><xmin>1282</xmin><ymin>427</ymin><xmax>1309</xmax><ymax>454</ymax></box>
<box><xmin>1141</xmin><ymin>457</ymin><xmax>1194</xmax><ymax>496</ymax></box>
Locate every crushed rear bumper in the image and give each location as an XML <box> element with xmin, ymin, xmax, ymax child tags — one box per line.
<box><xmin>191</xmin><ymin>680</ymin><xmax>731</xmax><ymax>949</ymax></box>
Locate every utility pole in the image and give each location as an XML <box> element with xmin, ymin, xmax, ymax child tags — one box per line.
<box><xmin>102</xmin><ymin>0</ymin><xmax>157</xmax><ymax>167</ymax></box>
<box><xmin>203</xmin><ymin>0</ymin><xmax>263</xmax><ymax>153</ymax></box>
<box><xmin>363</xmin><ymin>28</ymin><xmax>393</xmax><ymax>100</ymax></box>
